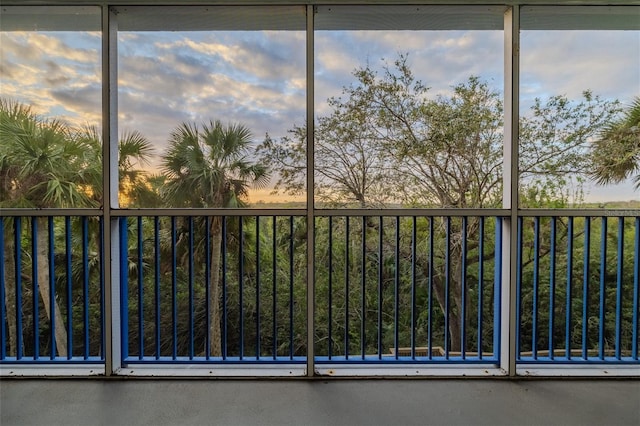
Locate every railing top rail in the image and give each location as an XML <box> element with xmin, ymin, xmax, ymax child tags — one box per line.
<box><xmin>2</xmin><ymin>208</ymin><xmax>638</xmax><ymax>217</ymax></box>
<box><xmin>109</xmin><ymin>208</ymin><xmax>308</xmax><ymax>217</ymax></box>
<box><xmin>518</xmin><ymin>209</ymin><xmax>640</xmax><ymax>217</ymax></box>
<box><xmin>314</xmin><ymin>208</ymin><xmax>507</xmax><ymax>216</ymax></box>
<box><xmin>0</xmin><ymin>208</ymin><xmax>102</xmax><ymax>217</ymax></box>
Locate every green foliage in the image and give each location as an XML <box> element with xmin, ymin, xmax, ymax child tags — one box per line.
<box><xmin>518</xmin><ymin>216</ymin><xmax>638</xmax><ymax>356</ymax></box>
<box><xmin>590</xmin><ymin>96</ymin><xmax>640</xmax><ymax>189</ymax></box>
<box><xmin>0</xmin><ymin>99</ymin><xmax>99</xmax><ymax>209</ymax></box>
<box><xmin>161</xmin><ymin>120</ymin><xmax>270</xmax><ymax>208</ymax></box>
<box><xmin>519</xmin><ymin>91</ymin><xmax>620</xmax><ymax>206</ymax></box>
<box><xmin>2</xmin><ymin>51</ymin><xmax>638</xmax><ymax>361</ymax></box>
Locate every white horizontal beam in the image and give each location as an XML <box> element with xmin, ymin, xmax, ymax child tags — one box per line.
<box><xmin>517</xmin><ymin>364</ymin><xmax>640</xmax><ymax>377</ymax></box>
<box><xmin>1</xmin><ymin>365</ymin><xmax>105</xmax><ymax>377</ymax></box>
<box><xmin>117</xmin><ymin>365</ymin><xmax>307</xmax><ymax>377</ymax></box>
<box><xmin>315</xmin><ymin>364</ymin><xmax>506</xmax><ymax>377</ymax></box>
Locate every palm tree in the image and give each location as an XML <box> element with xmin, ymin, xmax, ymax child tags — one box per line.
<box><xmin>161</xmin><ymin>120</ymin><xmax>269</xmax><ymax>356</ymax></box>
<box><xmin>0</xmin><ymin>100</ymin><xmax>31</xmax><ymax>357</ymax></box>
<box><xmin>77</xmin><ymin>125</ymin><xmax>160</xmax><ymax>207</ymax></box>
<box><xmin>0</xmin><ymin>99</ymin><xmax>99</xmax><ymax>357</ymax></box>
<box><xmin>591</xmin><ymin>97</ymin><xmax>640</xmax><ymax>189</ymax></box>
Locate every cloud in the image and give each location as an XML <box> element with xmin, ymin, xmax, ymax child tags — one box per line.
<box><xmin>520</xmin><ymin>30</ymin><xmax>639</xmax><ymax>104</ymax></box>
<box><xmin>122</xmin><ymin>31</ymin><xmax>306</xmax><ymax>103</ymax></box>
<box><xmin>154</xmin><ymin>31</ymin><xmax>305</xmax><ymax>86</ymax></box>
<box><xmin>50</xmin><ymin>84</ymin><xmax>101</xmax><ymax>121</ymax></box>
<box><xmin>116</xmin><ymin>31</ymin><xmax>307</xmax><ymax>171</ymax></box>
<box><xmin>0</xmin><ymin>32</ymin><xmax>101</xmax><ymax>125</ymax></box>
<box><xmin>314</xmin><ymin>30</ymin><xmax>504</xmax><ymax>111</ymax></box>
<box><xmin>2</xmin><ymin>26</ymin><xmax>637</xmax><ymax>202</ymax></box>
<box><xmin>1</xmin><ymin>32</ymin><xmax>98</xmax><ymax>64</ymax></box>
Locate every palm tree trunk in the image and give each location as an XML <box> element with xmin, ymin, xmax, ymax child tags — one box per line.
<box><xmin>36</xmin><ymin>217</ymin><xmax>67</xmax><ymax>357</ymax></box>
<box><xmin>4</xmin><ymin>223</ymin><xmax>18</xmax><ymax>357</ymax></box>
<box><xmin>209</xmin><ymin>216</ymin><xmax>223</xmax><ymax>357</ymax></box>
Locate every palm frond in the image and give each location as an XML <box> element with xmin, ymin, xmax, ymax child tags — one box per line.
<box><xmin>161</xmin><ymin>119</ymin><xmax>268</xmax><ymax>208</ymax></box>
<box><xmin>591</xmin><ymin>96</ymin><xmax>640</xmax><ymax>187</ymax></box>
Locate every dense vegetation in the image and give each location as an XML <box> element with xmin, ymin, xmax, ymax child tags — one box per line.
<box><xmin>1</xmin><ymin>57</ymin><xmax>638</xmax><ymax>361</ymax></box>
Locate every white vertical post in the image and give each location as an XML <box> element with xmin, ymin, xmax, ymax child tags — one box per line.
<box><xmin>306</xmin><ymin>4</ymin><xmax>316</xmax><ymax>377</ymax></box>
<box><xmin>502</xmin><ymin>6</ymin><xmax>520</xmax><ymax>376</ymax></box>
<box><xmin>105</xmin><ymin>7</ymin><xmax>122</xmax><ymax>375</ymax></box>
<box><xmin>101</xmin><ymin>5</ymin><xmax>113</xmax><ymax>376</ymax></box>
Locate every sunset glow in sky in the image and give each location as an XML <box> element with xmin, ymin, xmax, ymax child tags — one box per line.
<box><xmin>1</xmin><ymin>6</ymin><xmax>638</xmax><ymax>205</ymax></box>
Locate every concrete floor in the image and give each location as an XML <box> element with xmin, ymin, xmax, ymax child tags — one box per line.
<box><xmin>1</xmin><ymin>379</ymin><xmax>639</xmax><ymax>426</ymax></box>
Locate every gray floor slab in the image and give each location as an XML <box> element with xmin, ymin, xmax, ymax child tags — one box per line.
<box><xmin>1</xmin><ymin>379</ymin><xmax>639</xmax><ymax>426</ymax></box>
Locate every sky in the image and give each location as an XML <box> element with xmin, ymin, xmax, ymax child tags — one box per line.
<box><xmin>1</xmin><ymin>13</ymin><xmax>638</xmax><ymax>205</ymax></box>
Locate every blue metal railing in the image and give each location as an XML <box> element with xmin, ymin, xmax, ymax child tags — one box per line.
<box><xmin>0</xmin><ymin>215</ymin><xmax>104</xmax><ymax>363</ymax></box>
<box><xmin>517</xmin><ymin>215</ymin><xmax>639</xmax><ymax>363</ymax></box>
<box><xmin>314</xmin><ymin>215</ymin><xmax>502</xmax><ymax>363</ymax></box>
<box><xmin>118</xmin><ymin>215</ymin><xmax>307</xmax><ymax>363</ymax></box>
<box><xmin>3</xmin><ymin>212</ymin><xmax>638</xmax><ymax>369</ymax></box>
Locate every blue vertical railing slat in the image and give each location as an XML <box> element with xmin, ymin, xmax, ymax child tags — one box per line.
<box><xmin>272</xmin><ymin>216</ymin><xmax>277</xmax><ymax>360</ymax></box>
<box><xmin>428</xmin><ymin>217</ymin><xmax>434</xmax><ymax>360</ymax></box>
<box><xmin>394</xmin><ymin>216</ymin><xmax>400</xmax><ymax>360</ymax></box>
<box><xmin>599</xmin><ymin>217</ymin><xmax>607</xmax><ymax>360</ymax></box>
<box><xmin>137</xmin><ymin>217</ymin><xmax>144</xmax><ymax>360</ymax></box>
<box><xmin>461</xmin><ymin>216</ymin><xmax>467</xmax><ymax>360</ymax></box>
<box><xmin>362</xmin><ymin>216</ymin><xmax>367</xmax><ymax>360</ymax></box>
<box><xmin>444</xmin><ymin>217</ymin><xmax>451</xmax><ymax>359</ymax></box>
<box><xmin>31</xmin><ymin>217</ymin><xmax>39</xmax><ymax>360</ymax></box>
<box><xmin>377</xmin><ymin>216</ymin><xmax>383</xmax><ymax>360</ymax></box>
<box><xmin>188</xmin><ymin>217</ymin><xmax>195</xmax><ymax>360</ymax></box>
<box><xmin>99</xmin><ymin>217</ymin><xmax>105</xmax><ymax>361</ymax></box>
<box><xmin>633</xmin><ymin>217</ymin><xmax>639</xmax><ymax>361</ymax></box>
<box><xmin>82</xmin><ymin>217</ymin><xmax>89</xmax><ymax>360</ymax></box>
<box><xmin>154</xmin><ymin>217</ymin><xmax>161</xmax><ymax>360</ymax></box>
<box><xmin>239</xmin><ymin>216</ymin><xmax>245</xmax><ymax>360</ymax></box>
<box><xmin>477</xmin><ymin>217</ymin><xmax>484</xmax><ymax>359</ymax></box>
<box><xmin>615</xmin><ymin>217</ymin><xmax>624</xmax><ymax>360</ymax></box>
<box><xmin>411</xmin><ymin>217</ymin><xmax>417</xmax><ymax>360</ymax></box>
<box><xmin>222</xmin><ymin>217</ymin><xmax>228</xmax><ymax>360</ymax></box>
<box><xmin>582</xmin><ymin>217</ymin><xmax>591</xmax><ymax>360</ymax></box>
<box><xmin>492</xmin><ymin>218</ymin><xmax>502</xmax><ymax>361</ymax></box>
<box><xmin>64</xmin><ymin>216</ymin><xmax>72</xmax><ymax>360</ymax></box>
<box><xmin>120</xmin><ymin>218</ymin><xmax>129</xmax><ymax>362</ymax></box>
<box><xmin>0</xmin><ymin>218</ymin><xmax>6</xmax><ymax>360</ymax></box>
<box><xmin>516</xmin><ymin>217</ymin><xmax>523</xmax><ymax>360</ymax></box>
<box><xmin>204</xmin><ymin>217</ymin><xmax>210</xmax><ymax>360</ymax></box>
<box><xmin>566</xmin><ymin>217</ymin><xmax>574</xmax><ymax>360</ymax></box>
<box><xmin>549</xmin><ymin>217</ymin><xmax>556</xmax><ymax>360</ymax></box>
<box><xmin>345</xmin><ymin>216</ymin><xmax>350</xmax><ymax>359</ymax></box>
<box><xmin>15</xmin><ymin>218</ymin><xmax>23</xmax><ymax>360</ymax></box>
<box><xmin>170</xmin><ymin>217</ymin><xmax>177</xmax><ymax>360</ymax></box>
<box><xmin>288</xmin><ymin>216</ymin><xmax>294</xmax><ymax>360</ymax></box>
<box><xmin>327</xmin><ymin>216</ymin><xmax>333</xmax><ymax>359</ymax></box>
<box><xmin>532</xmin><ymin>217</ymin><xmax>540</xmax><ymax>360</ymax></box>
<box><xmin>256</xmin><ymin>217</ymin><xmax>261</xmax><ymax>360</ymax></box>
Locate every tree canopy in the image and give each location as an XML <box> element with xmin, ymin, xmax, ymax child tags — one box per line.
<box><xmin>1</xmin><ymin>56</ymin><xmax>636</xmax><ymax>360</ymax></box>
<box><xmin>258</xmin><ymin>55</ymin><xmax>622</xmax><ymax>208</ymax></box>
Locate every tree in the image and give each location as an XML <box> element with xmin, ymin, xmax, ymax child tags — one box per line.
<box><xmin>259</xmin><ymin>55</ymin><xmax>620</xmax><ymax>352</ymax></box>
<box><xmin>76</xmin><ymin>125</ymin><xmax>160</xmax><ymax>207</ymax></box>
<box><xmin>258</xmin><ymin>97</ymin><xmax>391</xmax><ymax>208</ymax></box>
<box><xmin>1</xmin><ymin>99</ymin><xmax>159</xmax><ymax>358</ymax></box>
<box><xmin>519</xmin><ymin>90</ymin><xmax>622</xmax><ymax>206</ymax></box>
<box><xmin>161</xmin><ymin>120</ymin><xmax>269</xmax><ymax>356</ymax></box>
<box><xmin>590</xmin><ymin>96</ymin><xmax>640</xmax><ymax>190</ymax></box>
<box><xmin>0</xmin><ymin>99</ymin><xmax>99</xmax><ymax>357</ymax></box>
